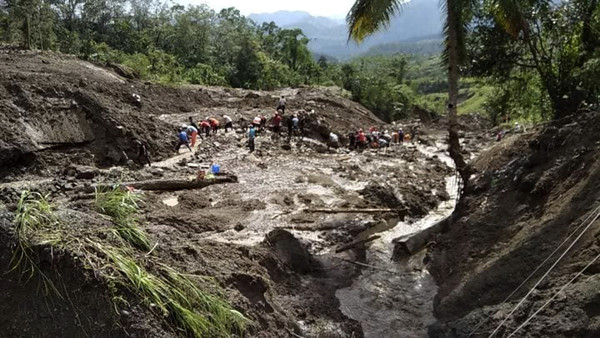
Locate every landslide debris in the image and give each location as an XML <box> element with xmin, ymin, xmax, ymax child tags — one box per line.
<box><xmin>0</xmin><ymin>48</ymin><xmax>471</xmax><ymax>338</ymax></box>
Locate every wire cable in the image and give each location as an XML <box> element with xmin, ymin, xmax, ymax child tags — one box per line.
<box><xmin>507</xmin><ymin>251</ymin><xmax>600</xmax><ymax>337</ymax></box>
<box><xmin>488</xmin><ymin>206</ymin><xmax>600</xmax><ymax>337</ymax></box>
<box><xmin>467</xmin><ymin>204</ymin><xmax>600</xmax><ymax>337</ymax></box>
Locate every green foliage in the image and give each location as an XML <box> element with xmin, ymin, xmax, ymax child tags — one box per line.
<box><xmin>0</xmin><ymin>1</ymin><xmax>323</xmax><ymax>89</ymax></box>
<box><xmin>185</xmin><ymin>63</ymin><xmax>228</xmax><ymax>86</ymax></box>
<box><xmin>469</xmin><ymin>0</ymin><xmax>600</xmax><ymax>118</ymax></box>
<box><xmin>95</xmin><ymin>244</ymin><xmax>249</xmax><ymax>337</ymax></box>
<box><xmin>340</xmin><ymin>55</ymin><xmax>414</xmax><ymax>121</ymax></box>
<box><xmin>11</xmin><ymin>190</ymin><xmax>61</xmax><ymax>296</ymax></box>
<box><xmin>94</xmin><ymin>186</ymin><xmax>150</xmax><ymax>251</ymax></box>
<box><xmin>11</xmin><ymin>189</ymin><xmax>249</xmax><ymax>337</ymax></box>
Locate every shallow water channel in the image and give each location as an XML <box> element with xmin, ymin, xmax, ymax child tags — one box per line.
<box><xmin>336</xmin><ymin>168</ymin><xmax>458</xmax><ymax>337</ymax></box>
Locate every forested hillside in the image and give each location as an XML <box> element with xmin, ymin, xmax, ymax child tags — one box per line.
<box><xmin>1</xmin><ymin>0</ymin><xmax>599</xmax><ymax>125</ymax></box>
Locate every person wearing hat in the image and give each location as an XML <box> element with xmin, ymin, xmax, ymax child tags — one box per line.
<box><xmin>186</xmin><ymin>125</ymin><xmax>198</xmax><ymax>147</ymax></box>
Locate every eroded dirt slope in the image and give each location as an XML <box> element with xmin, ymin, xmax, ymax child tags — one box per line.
<box><xmin>429</xmin><ymin>111</ymin><xmax>600</xmax><ymax>337</ymax></box>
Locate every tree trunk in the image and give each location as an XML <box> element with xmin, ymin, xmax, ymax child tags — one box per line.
<box><xmin>80</xmin><ymin>174</ymin><xmax>237</xmax><ymax>193</ymax></box>
<box><xmin>446</xmin><ymin>0</ymin><xmax>470</xmax><ymax>190</ymax></box>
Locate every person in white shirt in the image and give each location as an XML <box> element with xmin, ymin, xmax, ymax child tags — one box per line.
<box><xmin>222</xmin><ymin>115</ymin><xmax>233</xmax><ymax>132</ymax></box>
<box><xmin>277</xmin><ymin>96</ymin><xmax>286</xmax><ymax>114</ymax></box>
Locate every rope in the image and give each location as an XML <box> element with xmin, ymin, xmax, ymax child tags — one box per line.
<box><xmin>488</xmin><ymin>206</ymin><xmax>600</xmax><ymax>337</ymax></box>
<box><xmin>507</xmin><ymin>251</ymin><xmax>600</xmax><ymax>337</ymax></box>
<box><xmin>466</xmin><ymin>204</ymin><xmax>600</xmax><ymax>337</ymax></box>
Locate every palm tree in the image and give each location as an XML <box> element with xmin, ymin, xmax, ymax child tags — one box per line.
<box><xmin>347</xmin><ymin>0</ymin><xmax>472</xmax><ymax>188</ymax></box>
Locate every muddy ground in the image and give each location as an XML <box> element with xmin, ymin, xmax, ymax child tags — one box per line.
<box><xmin>0</xmin><ymin>48</ymin><xmax>495</xmax><ymax>337</ymax></box>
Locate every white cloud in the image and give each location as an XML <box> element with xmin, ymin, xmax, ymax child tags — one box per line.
<box><xmin>176</xmin><ymin>0</ymin><xmax>356</xmax><ymax>18</ymax></box>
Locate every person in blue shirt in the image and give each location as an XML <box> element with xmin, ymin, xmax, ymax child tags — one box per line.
<box><xmin>248</xmin><ymin>125</ymin><xmax>256</xmax><ymax>152</ymax></box>
<box><xmin>174</xmin><ymin>127</ymin><xmax>192</xmax><ymax>153</ymax></box>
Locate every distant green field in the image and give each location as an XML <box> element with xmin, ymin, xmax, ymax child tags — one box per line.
<box><xmin>404</xmin><ymin>56</ymin><xmax>494</xmax><ymax>116</ymax></box>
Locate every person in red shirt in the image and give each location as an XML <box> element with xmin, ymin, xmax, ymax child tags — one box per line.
<box><xmin>357</xmin><ymin>129</ymin><xmax>367</xmax><ymax>149</ymax></box>
<box><xmin>272</xmin><ymin>112</ymin><xmax>282</xmax><ymax>135</ymax></box>
<box><xmin>200</xmin><ymin>120</ymin><xmax>211</xmax><ymax>138</ymax></box>
<box><xmin>209</xmin><ymin>118</ymin><xmax>220</xmax><ymax>134</ymax></box>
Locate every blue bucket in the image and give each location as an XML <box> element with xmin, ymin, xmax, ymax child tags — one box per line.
<box><xmin>211</xmin><ymin>164</ymin><xmax>220</xmax><ymax>174</ymax></box>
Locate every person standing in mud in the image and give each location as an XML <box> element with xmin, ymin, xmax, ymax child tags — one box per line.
<box><xmin>277</xmin><ymin>95</ymin><xmax>286</xmax><ymax>114</ymax></box>
<box><xmin>223</xmin><ymin>115</ymin><xmax>233</xmax><ymax>132</ymax></box>
<box><xmin>209</xmin><ymin>117</ymin><xmax>220</xmax><ymax>134</ymax></box>
<box><xmin>260</xmin><ymin>115</ymin><xmax>267</xmax><ymax>132</ymax></box>
<box><xmin>239</xmin><ymin>116</ymin><xmax>247</xmax><ymax>132</ymax></box>
<box><xmin>298</xmin><ymin>113</ymin><xmax>307</xmax><ymax>140</ymax></box>
<box><xmin>132</xmin><ymin>93</ymin><xmax>142</xmax><ymax>109</ymax></box>
<box><xmin>200</xmin><ymin>119</ymin><xmax>211</xmax><ymax>138</ymax></box>
<box><xmin>357</xmin><ymin>129</ymin><xmax>367</xmax><ymax>149</ymax></box>
<box><xmin>174</xmin><ymin>127</ymin><xmax>192</xmax><ymax>153</ymax></box>
<box><xmin>348</xmin><ymin>131</ymin><xmax>356</xmax><ymax>149</ymax></box>
<box><xmin>133</xmin><ymin>138</ymin><xmax>151</xmax><ymax>166</ymax></box>
<box><xmin>411</xmin><ymin>126</ymin><xmax>418</xmax><ymax>144</ymax></box>
<box><xmin>188</xmin><ymin>117</ymin><xmax>199</xmax><ymax>131</ymax></box>
<box><xmin>398</xmin><ymin>129</ymin><xmax>405</xmax><ymax>144</ymax></box>
<box><xmin>272</xmin><ymin>111</ymin><xmax>282</xmax><ymax>136</ymax></box>
<box><xmin>252</xmin><ymin>116</ymin><xmax>262</xmax><ymax>134</ymax></box>
<box><xmin>248</xmin><ymin>125</ymin><xmax>256</xmax><ymax>152</ymax></box>
<box><xmin>286</xmin><ymin>114</ymin><xmax>294</xmax><ymax>137</ymax></box>
<box><xmin>290</xmin><ymin>114</ymin><xmax>300</xmax><ymax>140</ymax></box>
<box><xmin>186</xmin><ymin>125</ymin><xmax>198</xmax><ymax>147</ymax></box>
<box><xmin>327</xmin><ymin>132</ymin><xmax>339</xmax><ymax>150</ymax></box>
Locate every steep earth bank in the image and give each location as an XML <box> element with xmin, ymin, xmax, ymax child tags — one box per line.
<box><xmin>429</xmin><ymin>110</ymin><xmax>600</xmax><ymax>337</ymax></box>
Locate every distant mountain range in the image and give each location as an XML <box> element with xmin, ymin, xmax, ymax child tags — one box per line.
<box><xmin>249</xmin><ymin>0</ymin><xmax>443</xmax><ymax>60</ymax></box>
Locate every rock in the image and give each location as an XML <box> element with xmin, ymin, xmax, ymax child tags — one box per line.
<box><xmin>234</xmin><ymin>223</ymin><xmax>245</xmax><ymax>231</ymax></box>
<box><xmin>75</xmin><ymin>167</ymin><xmax>100</xmax><ymax>180</ymax></box>
<box><xmin>107</xmin><ymin>62</ymin><xmax>139</xmax><ymax>79</ymax></box>
<box><xmin>264</xmin><ymin>229</ymin><xmax>319</xmax><ymax>274</ymax></box>
<box><xmin>281</xmin><ymin>144</ymin><xmax>292</xmax><ymax>151</ymax></box>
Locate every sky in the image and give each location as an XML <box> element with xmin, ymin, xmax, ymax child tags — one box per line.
<box><xmin>176</xmin><ymin>0</ymin><xmax>356</xmax><ymax>18</ymax></box>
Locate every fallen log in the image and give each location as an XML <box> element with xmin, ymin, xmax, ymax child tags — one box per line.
<box><xmin>392</xmin><ymin>215</ymin><xmax>450</xmax><ymax>260</ymax></box>
<box><xmin>305</xmin><ymin>208</ymin><xmax>404</xmax><ymax>214</ymax></box>
<box><xmin>79</xmin><ymin>173</ymin><xmax>237</xmax><ymax>193</ymax></box>
<box><xmin>335</xmin><ymin>235</ymin><xmax>381</xmax><ymax>253</ymax></box>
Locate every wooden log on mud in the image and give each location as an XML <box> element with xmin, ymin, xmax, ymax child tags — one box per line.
<box><xmin>335</xmin><ymin>235</ymin><xmax>381</xmax><ymax>253</ymax></box>
<box><xmin>392</xmin><ymin>215</ymin><xmax>450</xmax><ymax>260</ymax></box>
<box><xmin>79</xmin><ymin>173</ymin><xmax>237</xmax><ymax>193</ymax></box>
<box><xmin>305</xmin><ymin>208</ymin><xmax>403</xmax><ymax>214</ymax></box>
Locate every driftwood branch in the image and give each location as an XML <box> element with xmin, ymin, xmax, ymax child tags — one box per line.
<box><xmin>335</xmin><ymin>235</ymin><xmax>381</xmax><ymax>253</ymax></box>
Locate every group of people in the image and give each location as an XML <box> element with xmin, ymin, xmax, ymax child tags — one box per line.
<box><xmin>246</xmin><ymin>108</ymin><xmax>307</xmax><ymax>152</ymax></box>
<box><xmin>174</xmin><ymin>115</ymin><xmax>234</xmax><ymax>152</ymax></box>
<box><xmin>348</xmin><ymin>126</ymin><xmax>416</xmax><ymax>150</ymax></box>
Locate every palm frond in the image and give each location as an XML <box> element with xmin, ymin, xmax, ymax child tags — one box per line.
<box><xmin>347</xmin><ymin>0</ymin><xmax>403</xmax><ymax>43</ymax></box>
<box><xmin>441</xmin><ymin>0</ymin><xmax>476</xmax><ymax>66</ymax></box>
<box><xmin>492</xmin><ymin>0</ymin><xmax>527</xmax><ymax>38</ymax></box>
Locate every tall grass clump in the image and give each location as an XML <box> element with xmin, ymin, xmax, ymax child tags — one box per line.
<box><xmin>92</xmin><ymin>243</ymin><xmax>249</xmax><ymax>337</ymax></box>
<box><xmin>94</xmin><ymin>186</ymin><xmax>150</xmax><ymax>251</ymax></box>
<box><xmin>11</xmin><ymin>191</ymin><xmax>61</xmax><ymax>295</ymax></box>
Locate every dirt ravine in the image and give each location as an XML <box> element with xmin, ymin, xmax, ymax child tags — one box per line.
<box><xmin>429</xmin><ymin>111</ymin><xmax>600</xmax><ymax>337</ymax></box>
<box><xmin>0</xmin><ymin>48</ymin><xmax>492</xmax><ymax>337</ymax></box>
